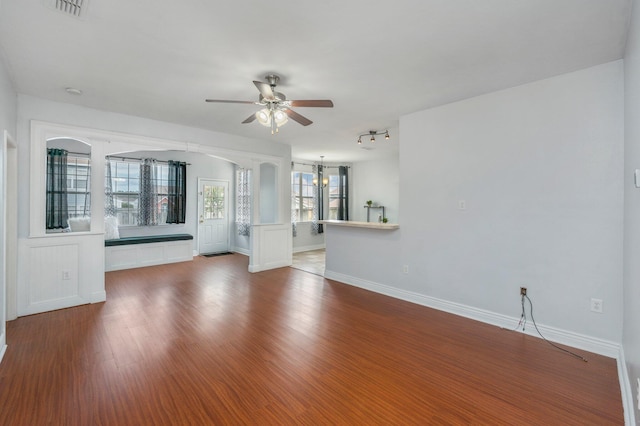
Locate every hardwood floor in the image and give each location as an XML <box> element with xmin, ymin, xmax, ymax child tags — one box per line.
<box><xmin>0</xmin><ymin>254</ymin><xmax>623</xmax><ymax>425</ymax></box>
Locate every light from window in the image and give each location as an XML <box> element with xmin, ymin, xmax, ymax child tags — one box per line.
<box><xmin>328</xmin><ymin>175</ymin><xmax>344</xmax><ymax>220</ymax></box>
<box><xmin>67</xmin><ymin>155</ymin><xmax>91</xmax><ymax>219</ymax></box>
<box><xmin>291</xmin><ymin>171</ymin><xmax>315</xmax><ymax>222</ymax></box>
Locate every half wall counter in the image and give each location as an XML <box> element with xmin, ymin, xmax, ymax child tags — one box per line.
<box><xmin>320</xmin><ymin>220</ymin><xmax>401</xmax><ymax>287</ymax></box>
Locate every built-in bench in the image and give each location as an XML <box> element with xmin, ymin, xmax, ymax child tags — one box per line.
<box><xmin>105</xmin><ymin>234</ymin><xmax>194</xmax><ymax>271</ymax></box>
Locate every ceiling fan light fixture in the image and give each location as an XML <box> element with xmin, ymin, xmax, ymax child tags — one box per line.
<box><xmin>256</xmin><ymin>109</ymin><xmax>271</xmax><ymax>127</ymax></box>
<box><xmin>385</xmin><ymin>131</ymin><xmax>390</xmax><ymax>140</ymax></box>
<box><xmin>274</xmin><ymin>109</ymin><xmax>288</xmax><ymax>126</ymax></box>
<box><xmin>206</xmin><ymin>74</ymin><xmax>333</xmax><ymax>133</ymax></box>
<box><xmin>357</xmin><ymin>136</ymin><xmax>362</xmax><ymax>145</ymax></box>
<box><xmin>370</xmin><ymin>135</ymin><xmax>375</xmax><ymax>142</ymax></box>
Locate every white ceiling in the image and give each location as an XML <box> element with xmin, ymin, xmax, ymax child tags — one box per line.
<box><xmin>0</xmin><ymin>0</ymin><xmax>631</xmax><ymax>162</ymax></box>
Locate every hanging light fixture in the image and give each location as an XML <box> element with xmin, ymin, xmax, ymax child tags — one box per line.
<box><xmin>312</xmin><ymin>156</ymin><xmax>329</xmax><ymax>187</ymax></box>
<box><xmin>357</xmin><ymin>130</ymin><xmax>390</xmax><ymax>144</ymax></box>
<box><xmin>255</xmin><ymin>106</ymin><xmax>289</xmax><ymax>134</ymax></box>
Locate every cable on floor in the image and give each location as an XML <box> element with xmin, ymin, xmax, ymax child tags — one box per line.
<box><xmin>507</xmin><ymin>294</ymin><xmax>588</xmax><ymax>362</ymax></box>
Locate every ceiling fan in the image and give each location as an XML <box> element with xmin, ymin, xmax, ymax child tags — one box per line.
<box><xmin>205</xmin><ymin>74</ymin><xmax>334</xmax><ymax>134</ymax></box>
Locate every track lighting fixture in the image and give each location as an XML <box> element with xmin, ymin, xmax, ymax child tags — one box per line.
<box><xmin>357</xmin><ymin>130</ymin><xmax>390</xmax><ymax>144</ymax></box>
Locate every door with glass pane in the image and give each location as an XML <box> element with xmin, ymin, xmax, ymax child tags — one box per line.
<box><xmin>198</xmin><ymin>179</ymin><xmax>229</xmax><ymax>254</ymax></box>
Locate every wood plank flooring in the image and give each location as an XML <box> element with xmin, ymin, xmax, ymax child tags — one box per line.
<box><xmin>0</xmin><ymin>254</ymin><xmax>624</xmax><ymax>425</ymax></box>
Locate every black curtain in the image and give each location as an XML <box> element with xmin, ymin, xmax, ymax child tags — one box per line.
<box><xmin>166</xmin><ymin>160</ymin><xmax>187</xmax><ymax>224</ymax></box>
<box><xmin>338</xmin><ymin>166</ymin><xmax>349</xmax><ymax>220</ymax></box>
<box><xmin>46</xmin><ymin>148</ymin><xmax>68</xmax><ymax>229</ymax></box>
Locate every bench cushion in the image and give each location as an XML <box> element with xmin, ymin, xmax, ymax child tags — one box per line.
<box><xmin>105</xmin><ymin>234</ymin><xmax>193</xmax><ymax>247</ymax></box>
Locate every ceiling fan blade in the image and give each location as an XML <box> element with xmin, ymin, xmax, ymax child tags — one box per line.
<box><xmin>289</xmin><ymin>100</ymin><xmax>334</xmax><ymax>108</ymax></box>
<box><xmin>253</xmin><ymin>81</ymin><xmax>275</xmax><ymax>101</ymax></box>
<box><xmin>205</xmin><ymin>99</ymin><xmax>256</xmax><ymax>104</ymax></box>
<box><xmin>241</xmin><ymin>114</ymin><xmax>257</xmax><ymax>124</ymax></box>
<box><xmin>285</xmin><ymin>109</ymin><xmax>313</xmax><ymax>126</ymax></box>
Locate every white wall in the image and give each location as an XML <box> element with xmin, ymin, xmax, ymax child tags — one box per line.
<box><xmin>0</xmin><ymin>50</ymin><xmax>17</xmax><ymax>361</ymax></box>
<box><xmin>0</xmin><ymin>61</ymin><xmax>15</xmax><ymax>138</ymax></box>
<box><xmin>259</xmin><ymin>163</ymin><xmax>277</xmax><ymax>224</ymax></box>
<box><xmin>352</xmin><ymin>157</ymin><xmax>400</xmax><ymax>223</ymax></box>
<box><xmin>400</xmin><ymin>61</ymin><xmax>624</xmax><ymax>341</ymax></box>
<box><xmin>623</xmin><ymin>0</ymin><xmax>640</xmax><ymax>420</ymax></box>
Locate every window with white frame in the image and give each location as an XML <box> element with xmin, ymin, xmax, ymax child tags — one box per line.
<box><xmin>108</xmin><ymin>160</ymin><xmax>170</xmax><ymax>226</ymax></box>
<box><xmin>291</xmin><ymin>171</ymin><xmax>315</xmax><ymax>222</ymax></box>
<box><xmin>66</xmin><ymin>154</ymin><xmax>91</xmax><ymax>219</ymax></box>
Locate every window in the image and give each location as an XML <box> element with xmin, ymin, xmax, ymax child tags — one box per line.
<box><xmin>108</xmin><ymin>160</ymin><xmax>170</xmax><ymax>226</ymax></box>
<box><xmin>291</xmin><ymin>171</ymin><xmax>315</xmax><ymax>222</ymax></box>
<box><xmin>204</xmin><ymin>184</ymin><xmax>225</xmax><ymax>219</ymax></box>
<box><xmin>46</xmin><ymin>148</ymin><xmax>91</xmax><ymax>231</ymax></box>
<box><xmin>66</xmin><ymin>154</ymin><xmax>91</xmax><ymax>219</ymax></box>
<box><xmin>328</xmin><ymin>175</ymin><xmax>343</xmax><ymax>220</ymax></box>
<box><xmin>236</xmin><ymin>169</ymin><xmax>251</xmax><ymax>236</ymax></box>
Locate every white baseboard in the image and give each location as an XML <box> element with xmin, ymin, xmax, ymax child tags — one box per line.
<box><xmin>232</xmin><ymin>247</ymin><xmax>250</xmax><ymax>256</ymax></box>
<box><xmin>324</xmin><ymin>269</ymin><xmax>635</xmax><ymax>423</ymax></box>
<box><xmin>293</xmin><ymin>244</ymin><xmax>325</xmax><ymax>253</ymax></box>
<box><xmin>0</xmin><ymin>332</ymin><xmax>5</xmax><ymax>365</ymax></box>
<box><xmin>90</xmin><ymin>290</ymin><xmax>107</xmax><ymax>303</ymax></box>
<box><xmin>249</xmin><ymin>260</ymin><xmax>291</xmax><ymax>273</ymax></box>
<box><xmin>617</xmin><ymin>347</ymin><xmax>637</xmax><ymax>426</ymax></box>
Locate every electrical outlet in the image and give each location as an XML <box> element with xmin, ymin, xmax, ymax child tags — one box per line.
<box><xmin>402</xmin><ymin>265</ymin><xmax>409</xmax><ymax>274</ymax></box>
<box><xmin>62</xmin><ymin>270</ymin><xmax>71</xmax><ymax>280</ymax></box>
<box><xmin>458</xmin><ymin>200</ymin><xmax>466</xmax><ymax>210</ymax></box>
<box><xmin>520</xmin><ymin>287</ymin><xmax>527</xmax><ymax>296</ymax></box>
<box><xmin>590</xmin><ymin>298</ymin><xmax>603</xmax><ymax>313</ymax></box>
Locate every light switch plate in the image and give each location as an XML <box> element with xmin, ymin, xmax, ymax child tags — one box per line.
<box><xmin>635</xmin><ymin>170</ymin><xmax>640</xmax><ymax>188</ymax></box>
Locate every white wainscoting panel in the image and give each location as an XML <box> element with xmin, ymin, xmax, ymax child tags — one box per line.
<box><xmin>105</xmin><ymin>240</ymin><xmax>193</xmax><ymax>271</ymax></box>
<box><xmin>18</xmin><ymin>233</ymin><xmax>106</xmax><ymax>316</ymax></box>
<box><xmin>29</xmin><ymin>243</ymin><xmax>80</xmax><ymax>303</ymax></box>
<box><xmin>249</xmin><ymin>224</ymin><xmax>292</xmax><ymax>272</ymax></box>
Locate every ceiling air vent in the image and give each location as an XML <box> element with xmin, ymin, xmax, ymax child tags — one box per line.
<box><xmin>51</xmin><ymin>0</ymin><xmax>86</xmax><ymax>18</ymax></box>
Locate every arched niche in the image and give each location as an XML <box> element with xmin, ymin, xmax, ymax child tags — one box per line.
<box><xmin>259</xmin><ymin>162</ymin><xmax>278</xmax><ymax>224</ymax></box>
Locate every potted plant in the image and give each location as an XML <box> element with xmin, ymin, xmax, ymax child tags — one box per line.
<box><xmin>366</xmin><ymin>200</ymin><xmax>373</xmax><ymax>207</ymax></box>
<box><xmin>382</xmin><ymin>217</ymin><xmax>388</xmax><ymax>223</ymax></box>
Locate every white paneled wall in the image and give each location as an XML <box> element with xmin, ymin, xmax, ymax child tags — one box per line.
<box><xmin>249</xmin><ymin>224</ymin><xmax>292</xmax><ymax>272</ymax></box>
<box><xmin>18</xmin><ymin>234</ymin><xmax>105</xmax><ymax>316</ymax></box>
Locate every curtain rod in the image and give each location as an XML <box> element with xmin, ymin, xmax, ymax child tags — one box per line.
<box><xmin>291</xmin><ymin>161</ymin><xmax>350</xmax><ymax>169</ymax></box>
<box><xmin>106</xmin><ymin>155</ymin><xmax>191</xmax><ymax>165</ymax></box>
<box><xmin>59</xmin><ymin>150</ymin><xmax>90</xmax><ymax>157</ymax></box>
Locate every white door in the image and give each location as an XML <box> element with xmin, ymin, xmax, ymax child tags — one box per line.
<box><xmin>198</xmin><ymin>179</ymin><xmax>229</xmax><ymax>254</ymax></box>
